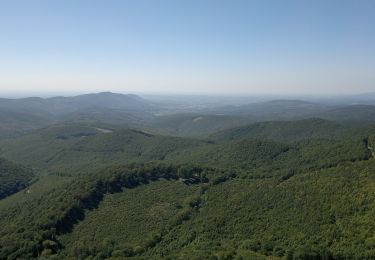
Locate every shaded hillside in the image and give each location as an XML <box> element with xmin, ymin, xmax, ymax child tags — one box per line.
<box><xmin>0</xmin><ymin>158</ymin><xmax>34</xmax><ymax>199</ymax></box>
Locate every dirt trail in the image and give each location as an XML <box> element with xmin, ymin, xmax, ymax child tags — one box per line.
<box><xmin>368</xmin><ymin>144</ymin><xmax>374</xmax><ymax>158</ymax></box>
<box><xmin>95</xmin><ymin>127</ymin><xmax>113</xmax><ymax>133</ymax></box>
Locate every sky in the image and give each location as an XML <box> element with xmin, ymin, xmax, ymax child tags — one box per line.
<box><xmin>0</xmin><ymin>0</ymin><xmax>374</xmax><ymax>96</ymax></box>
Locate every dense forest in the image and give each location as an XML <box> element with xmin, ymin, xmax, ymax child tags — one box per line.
<box><xmin>0</xmin><ymin>157</ymin><xmax>34</xmax><ymax>200</ymax></box>
<box><xmin>1</xmin><ymin>93</ymin><xmax>375</xmax><ymax>259</ymax></box>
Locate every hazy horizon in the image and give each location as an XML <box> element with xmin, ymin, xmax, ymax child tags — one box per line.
<box><xmin>1</xmin><ymin>90</ymin><xmax>375</xmax><ymax>101</ymax></box>
<box><xmin>1</xmin><ymin>0</ymin><xmax>374</xmax><ymax>96</ymax></box>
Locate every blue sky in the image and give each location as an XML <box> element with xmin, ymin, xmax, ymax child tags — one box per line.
<box><xmin>0</xmin><ymin>0</ymin><xmax>374</xmax><ymax>96</ymax></box>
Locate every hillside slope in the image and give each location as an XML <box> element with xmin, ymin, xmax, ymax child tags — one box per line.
<box><xmin>0</xmin><ymin>158</ymin><xmax>34</xmax><ymax>200</ymax></box>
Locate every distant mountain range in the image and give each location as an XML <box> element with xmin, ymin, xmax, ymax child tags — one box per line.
<box><xmin>1</xmin><ymin>92</ymin><xmax>375</xmax><ymax>139</ymax></box>
<box><xmin>0</xmin><ymin>92</ymin><xmax>155</xmax><ymax>116</ymax></box>
<box><xmin>0</xmin><ymin>92</ymin><xmax>157</xmax><ymax>138</ymax></box>
<box><xmin>211</xmin><ymin>99</ymin><xmax>375</xmax><ymax>122</ymax></box>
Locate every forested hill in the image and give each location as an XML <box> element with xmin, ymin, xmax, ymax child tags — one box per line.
<box><xmin>0</xmin><ymin>121</ymin><xmax>370</xmax><ymax>177</ymax></box>
<box><xmin>2</xmin><ymin>158</ymin><xmax>375</xmax><ymax>258</ymax></box>
<box><xmin>0</xmin><ymin>116</ymin><xmax>375</xmax><ymax>259</ymax></box>
<box><xmin>0</xmin><ymin>158</ymin><xmax>34</xmax><ymax>200</ymax></box>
